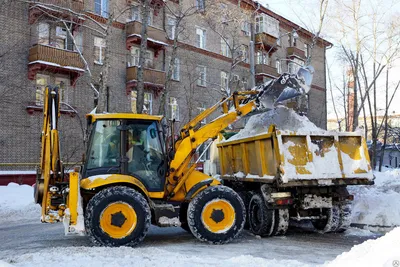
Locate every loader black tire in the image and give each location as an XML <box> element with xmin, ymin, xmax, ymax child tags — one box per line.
<box><xmin>85</xmin><ymin>186</ymin><xmax>151</xmax><ymax>247</ymax></box>
<box><xmin>187</xmin><ymin>185</ymin><xmax>245</xmax><ymax>244</ymax></box>
<box><xmin>312</xmin><ymin>205</ymin><xmax>341</xmax><ymax>233</ymax></box>
<box><xmin>248</xmin><ymin>193</ymin><xmax>275</xmax><ymax>237</ymax></box>
<box><xmin>337</xmin><ymin>203</ymin><xmax>352</xmax><ymax>233</ymax></box>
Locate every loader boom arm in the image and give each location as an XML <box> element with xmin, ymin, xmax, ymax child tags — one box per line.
<box><xmin>166</xmin><ymin>68</ymin><xmax>314</xmax><ymax>197</ymax></box>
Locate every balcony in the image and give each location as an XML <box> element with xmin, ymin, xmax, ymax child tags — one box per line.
<box><xmin>255</xmin><ymin>32</ymin><xmax>279</xmax><ymax>53</ymax></box>
<box><xmin>126</xmin><ymin>0</ymin><xmax>165</xmax><ymax>15</ymax></box>
<box><xmin>126</xmin><ymin>21</ymin><xmax>167</xmax><ymax>56</ymax></box>
<box><xmin>255</xmin><ymin>64</ymin><xmax>279</xmax><ymax>79</ymax></box>
<box><xmin>126</xmin><ymin>66</ymin><xmax>166</xmax><ymax>96</ymax></box>
<box><xmin>287</xmin><ymin>47</ymin><xmax>306</xmax><ymax>59</ymax></box>
<box><xmin>29</xmin><ymin>0</ymin><xmax>85</xmax><ymax>24</ymax></box>
<box><xmin>28</xmin><ymin>44</ymin><xmax>85</xmax><ymax>86</ymax></box>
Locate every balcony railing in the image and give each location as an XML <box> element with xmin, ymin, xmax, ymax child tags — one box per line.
<box><xmin>30</xmin><ymin>0</ymin><xmax>84</xmax><ymax>12</ymax></box>
<box><xmin>255</xmin><ymin>33</ymin><xmax>278</xmax><ymax>52</ymax></box>
<box><xmin>287</xmin><ymin>47</ymin><xmax>306</xmax><ymax>59</ymax></box>
<box><xmin>126</xmin><ymin>20</ymin><xmax>167</xmax><ymax>47</ymax></box>
<box><xmin>29</xmin><ymin>44</ymin><xmax>85</xmax><ymax>69</ymax></box>
<box><xmin>255</xmin><ymin>64</ymin><xmax>279</xmax><ymax>78</ymax></box>
<box><xmin>126</xmin><ymin>66</ymin><xmax>166</xmax><ymax>85</ymax></box>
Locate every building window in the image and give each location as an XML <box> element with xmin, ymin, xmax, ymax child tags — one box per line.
<box><xmin>95</xmin><ymin>0</ymin><xmax>108</xmax><ymax>18</ymax></box>
<box><xmin>288</xmin><ymin>58</ymin><xmax>304</xmax><ymax>74</ymax></box>
<box><xmin>255</xmin><ymin>15</ymin><xmax>279</xmax><ymax>38</ymax></box>
<box><xmin>197</xmin><ymin>104</ymin><xmax>206</xmax><ymax>124</ymax></box>
<box><xmin>172</xmin><ymin>58</ymin><xmax>180</xmax><ymax>81</ymax></box>
<box><xmin>304</xmin><ymin>43</ymin><xmax>309</xmax><ymax>58</ymax></box>
<box><xmin>220</xmin><ymin>38</ymin><xmax>229</xmax><ymax>57</ymax></box>
<box><xmin>221</xmin><ymin>71</ymin><xmax>228</xmax><ymax>90</ymax></box>
<box><xmin>241</xmin><ymin>21</ymin><xmax>250</xmax><ymax>36</ymax></box>
<box><xmin>196</xmin><ymin>28</ymin><xmax>206</xmax><ymax>49</ymax></box>
<box><xmin>94</xmin><ymin>37</ymin><xmax>106</xmax><ymax>65</ymax></box>
<box><xmin>35</xmin><ymin>74</ymin><xmax>50</xmax><ymax>105</ymax></box>
<box><xmin>38</xmin><ymin>22</ymin><xmax>49</xmax><ymax>45</ymax></box>
<box><xmin>241</xmin><ymin>45</ymin><xmax>249</xmax><ymax>63</ymax></box>
<box><xmin>131</xmin><ymin>91</ymin><xmax>153</xmax><ymax>114</ymax></box>
<box><xmin>169</xmin><ymin>97</ymin><xmax>179</xmax><ymax>120</ymax></box>
<box><xmin>242</xmin><ymin>77</ymin><xmax>248</xmax><ymax>89</ymax></box>
<box><xmin>197</xmin><ymin>66</ymin><xmax>207</xmax><ymax>87</ymax></box>
<box><xmin>131</xmin><ymin>4</ymin><xmax>140</xmax><ymax>21</ymax></box>
<box><xmin>55</xmin><ymin>26</ymin><xmax>67</xmax><ymax>49</ymax></box>
<box><xmin>256</xmin><ymin>51</ymin><xmax>268</xmax><ymax>65</ymax></box>
<box><xmin>74</xmin><ymin>31</ymin><xmax>83</xmax><ymax>52</ymax></box>
<box><xmin>55</xmin><ymin>77</ymin><xmax>70</xmax><ymax>104</ymax></box>
<box><xmin>129</xmin><ymin>47</ymin><xmax>153</xmax><ymax>68</ymax></box>
<box><xmin>276</xmin><ymin>60</ymin><xmax>281</xmax><ymax>74</ymax></box>
<box><xmin>167</xmin><ymin>16</ymin><xmax>177</xmax><ymax>40</ymax></box>
<box><xmin>196</xmin><ymin>0</ymin><xmax>205</xmax><ymax>11</ymax></box>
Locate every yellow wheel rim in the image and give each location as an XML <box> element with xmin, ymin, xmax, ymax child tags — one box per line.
<box><xmin>100</xmin><ymin>202</ymin><xmax>137</xmax><ymax>239</ymax></box>
<box><xmin>201</xmin><ymin>199</ymin><xmax>236</xmax><ymax>233</ymax></box>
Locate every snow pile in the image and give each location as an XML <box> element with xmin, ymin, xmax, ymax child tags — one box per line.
<box><xmin>0</xmin><ymin>183</ymin><xmax>40</xmax><ymax>223</ymax></box>
<box><xmin>3</xmin><ymin>247</ymin><xmax>314</xmax><ymax>267</ymax></box>
<box><xmin>349</xmin><ymin>168</ymin><xmax>400</xmax><ymax>229</ymax></box>
<box><xmin>227</xmin><ymin>106</ymin><xmax>325</xmax><ymax>142</ymax></box>
<box><xmin>326</xmin><ymin>227</ymin><xmax>400</xmax><ymax>267</ymax></box>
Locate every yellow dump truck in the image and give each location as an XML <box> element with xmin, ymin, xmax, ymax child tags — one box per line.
<box><xmin>217</xmin><ymin>125</ymin><xmax>374</xmax><ymax>236</ymax></box>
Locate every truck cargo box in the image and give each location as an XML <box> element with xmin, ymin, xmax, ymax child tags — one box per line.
<box><xmin>217</xmin><ymin>125</ymin><xmax>374</xmax><ymax>187</ymax></box>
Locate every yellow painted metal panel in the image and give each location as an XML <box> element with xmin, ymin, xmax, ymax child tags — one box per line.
<box><xmin>87</xmin><ymin>113</ymin><xmax>163</xmax><ymax>123</ymax></box>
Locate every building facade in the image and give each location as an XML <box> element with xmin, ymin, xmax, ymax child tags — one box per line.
<box><xmin>0</xmin><ymin>0</ymin><xmax>331</xmax><ymax>183</ymax></box>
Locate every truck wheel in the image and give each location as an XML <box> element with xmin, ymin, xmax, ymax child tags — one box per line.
<box><xmin>271</xmin><ymin>209</ymin><xmax>289</xmax><ymax>236</ymax></box>
<box><xmin>238</xmin><ymin>191</ymin><xmax>255</xmax><ymax>229</ymax></box>
<box><xmin>187</xmin><ymin>185</ymin><xmax>245</xmax><ymax>244</ymax></box>
<box><xmin>248</xmin><ymin>193</ymin><xmax>275</xmax><ymax>237</ymax></box>
<box><xmin>337</xmin><ymin>203</ymin><xmax>352</xmax><ymax>232</ymax></box>
<box><xmin>312</xmin><ymin>206</ymin><xmax>340</xmax><ymax>233</ymax></box>
<box><xmin>85</xmin><ymin>186</ymin><xmax>151</xmax><ymax>247</ymax></box>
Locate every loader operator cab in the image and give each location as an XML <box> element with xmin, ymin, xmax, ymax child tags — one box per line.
<box><xmin>83</xmin><ymin>114</ymin><xmax>167</xmax><ymax>192</ymax></box>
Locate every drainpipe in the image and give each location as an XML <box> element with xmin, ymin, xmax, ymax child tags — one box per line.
<box><xmin>249</xmin><ymin>2</ymin><xmax>260</xmax><ymax>89</ymax></box>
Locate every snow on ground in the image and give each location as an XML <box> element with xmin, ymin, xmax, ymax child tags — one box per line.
<box><xmin>0</xmin><ymin>183</ymin><xmax>40</xmax><ymax>224</ymax></box>
<box><xmin>226</xmin><ymin>106</ymin><xmax>325</xmax><ymax>142</ymax></box>
<box><xmin>349</xmin><ymin>168</ymin><xmax>400</xmax><ymax>229</ymax></box>
<box><xmin>327</xmin><ymin>227</ymin><xmax>400</xmax><ymax>267</ymax></box>
<box><xmin>1</xmin><ymin>247</ymin><xmax>314</xmax><ymax>267</ymax></box>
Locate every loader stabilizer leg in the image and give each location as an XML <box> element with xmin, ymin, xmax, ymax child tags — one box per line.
<box><xmin>63</xmin><ymin>171</ymin><xmax>85</xmax><ymax>236</ymax></box>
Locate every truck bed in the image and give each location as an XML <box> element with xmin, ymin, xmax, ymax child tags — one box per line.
<box><xmin>217</xmin><ymin>126</ymin><xmax>374</xmax><ymax>187</ymax></box>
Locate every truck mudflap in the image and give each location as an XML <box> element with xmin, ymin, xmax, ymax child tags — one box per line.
<box><xmin>276</xmin><ymin>130</ymin><xmax>374</xmax><ymax>184</ymax></box>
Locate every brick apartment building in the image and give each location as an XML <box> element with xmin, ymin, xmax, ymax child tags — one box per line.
<box><xmin>0</xmin><ymin>0</ymin><xmax>332</xmax><ymax>184</ymax></box>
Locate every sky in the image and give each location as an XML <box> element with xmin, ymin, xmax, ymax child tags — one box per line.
<box><xmin>257</xmin><ymin>0</ymin><xmax>400</xmax><ymax>121</ymax></box>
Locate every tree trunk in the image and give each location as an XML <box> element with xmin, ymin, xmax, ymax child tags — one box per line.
<box><xmin>379</xmin><ymin>67</ymin><xmax>390</xmax><ymax>171</ymax></box>
<box><xmin>137</xmin><ymin>0</ymin><xmax>150</xmax><ymax>114</ymax></box>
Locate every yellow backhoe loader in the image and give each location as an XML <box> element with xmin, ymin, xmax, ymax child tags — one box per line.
<box><xmin>34</xmin><ymin>67</ymin><xmax>315</xmax><ymax>246</ymax></box>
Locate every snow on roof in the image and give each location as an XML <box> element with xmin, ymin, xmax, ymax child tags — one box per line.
<box><xmin>126</xmin><ymin>34</ymin><xmax>169</xmax><ymax>46</ymax></box>
<box><xmin>29</xmin><ymin>60</ymin><xmax>85</xmax><ymax>72</ymax></box>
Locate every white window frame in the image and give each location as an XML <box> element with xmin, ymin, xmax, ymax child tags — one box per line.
<box><xmin>255</xmin><ymin>14</ymin><xmax>279</xmax><ymax>38</ymax></box>
<box><xmin>304</xmin><ymin>43</ymin><xmax>309</xmax><ymax>58</ymax></box>
<box><xmin>196</xmin><ymin>28</ymin><xmax>206</xmax><ymax>49</ymax></box>
<box><xmin>221</xmin><ymin>71</ymin><xmax>228</xmax><ymax>90</ymax></box>
<box><xmin>220</xmin><ymin>38</ymin><xmax>229</xmax><ymax>57</ymax></box>
<box><xmin>196</xmin><ymin>0</ymin><xmax>205</xmax><ymax>11</ymax></box>
<box><xmin>256</xmin><ymin>51</ymin><xmax>268</xmax><ymax>65</ymax></box>
<box><xmin>167</xmin><ymin>16</ymin><xmax>177</xmax><ymax>40</ymax></box>
<box><xmin>129</xmin><ymin>47</ymin><xmax>153</xmax><ymax>68</ymax></box>
<box><xmin>197</xmin><ymin>104</ymin><xmax>206</xmax><ymax>124</ymax></box>
<box><xmin>197</xmin><ymin>65</ymin><xmax>207</xmax><ymax>87</ymax></box>
<box><xmin>241</xmin><ymin>21</ymin><xmax>251</xmax><ymax>36</ymax></box>
<box><xmin>35</xmin><ymin>74</ymin><xmax>50</xmax><ymax>105</ymax></box>
<box><xmin>55</xmin><ymin>77</ymin><xmax>70</xmax><ymax>104</ymax></box>
<box><xmin>172</xmin><ymin>58</ymin><xmax>180</xmax><ymax>81</ymax></box>
<box><xmin>241</xmin><ymin>45</ymin><xmax>249</xmax><ymax>63</ymax></box>
<box><xmin>38</xmin><ymin>22</ymin><xmax>49</xmax><ymax>45</ymax></box>
<box><xmin>131</xmin><ymin>91</ymin><xmax>153</xmax><ymax>114</ymax></box>
<box><xmin>276</xmin><ymin>60</ymin><xmax>281</xmax><ymax>74</ymax></box>
<box><xmin>95</xmin><ymin>0</ymin><xmax>109</xmax><ymax>18</ymax></box>
<box><xmin>74</xmin><ymin>31</ymin><xmax>83</xmax><ymax>52</ymax></box>
<box><xmin>131</xmin><ymin>4</ymin><xmax>140</xmax><ymax>21</ymax></box>
<box><xmin>169</xmin><ymin>97</ymin><xmax>179</xmax><ymax>121</ymax></box>
<box><xmin>94</xmin><ymin>37</ymin><xmax>106</xmax><ymax>65</ymax></box>
<box><xmin>55</xmin><ymin>26</ymin><xmax>67</xmax><ymax>49</ymax></box>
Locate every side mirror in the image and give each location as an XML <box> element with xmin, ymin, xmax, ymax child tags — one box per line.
<box><xmin>149</xmin><ymin>128</ymin><xmax>157</xmax><ymax>139</ymax></box>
